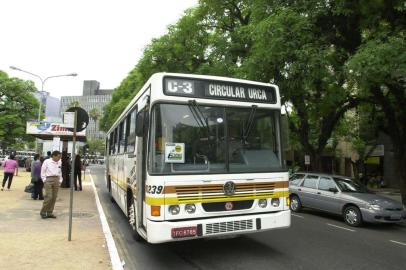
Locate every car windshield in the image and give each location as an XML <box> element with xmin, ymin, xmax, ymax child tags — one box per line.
<box><xmin>333</xmin><ymin>177</ymin><xmax>368</xmax><ymax>193</ymax></box>
<box><xmin>149</xmin><ymin>103</ymin><xmax>283</xmax><ymax>174</ymax></box>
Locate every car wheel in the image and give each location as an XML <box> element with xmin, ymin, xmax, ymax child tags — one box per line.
<box><xmin>128</xmin><ymin>197</ymin><xmax>142</xmax><ymax>241</ymax></box>
<box><xmin>290</xmin><ymin>195</ymin><xmax>302</xmax><ymax>212</ymax></box>
<box><xmin>343</xmin><ymin>206</ymin><xmax>363</xmax><ymax>227</ymax></box>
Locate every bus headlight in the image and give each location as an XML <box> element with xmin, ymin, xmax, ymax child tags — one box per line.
<box><xmin>185</xmin><ymin>204</ymin><xmax>196</xmax><ymax>214</ymax></box>
<box><xmin>258</xmin><ymin>199</ymin><xmax>268</xmax><ymax>208</ymax></box>
<box><xmin>169</xmin><ymin>205</ymin><xmax>180</xmax><ymax>215</ymax></box>
<box><xmin>271</xmin><ymin>198</ymin><xmax>280</xmax><ymax>207</ymax></box>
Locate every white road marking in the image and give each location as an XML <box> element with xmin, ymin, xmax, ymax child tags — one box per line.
<box><xmin>292</xmin><ymin>214</ymin><xmax>304</xmax><ymax>219</ymax></box>
<box><xmin>89</xmin><ymin>172</ymin><xmax>124</xmax><ymax>270</ymax></box>
<box><xmin>327</xmin><ymin>223</ymin><xmax>355</xmax><ymax>232</ymax></box>
<box><xmin>390</xmin><ymin>240</ymin><xmax>406</xmax><ymax>246</ymax></box>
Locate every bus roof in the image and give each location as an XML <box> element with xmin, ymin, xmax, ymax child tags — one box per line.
<box><xmin>107</xmin><ymin>73</ymin><xmax>280</xmax><ymax>135</ymax></box>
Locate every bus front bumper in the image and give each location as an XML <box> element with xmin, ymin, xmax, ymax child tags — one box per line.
<box><xmin>146</xmin><ymin>210</ymin><xmax>291</xmax><ymax>244</ymax></box>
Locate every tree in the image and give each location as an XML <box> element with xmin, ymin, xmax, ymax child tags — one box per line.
<box><xmin>241</xmin><ymin>2</ymin><xmax>362</xmax><ymax>170</ymax></box>
<box><xmin>347</xmin><ymin>35</ymin><xmax>406</xmax><ymax>207</ymax></box>
<box><xmin>99</xmin><ymin>0</ymin><xmax>406</xmax><ymax>205</ymax></box>
<box><xmin>100</xmin><ymin>7</ymin><xmax>211</xmax><ymax>131</ymax></box>
<box><xmin>0</xmin><ymin>71</ymin><xmax>39</xmax><ymax>149</ymax></box>
<box><xmin>89</xmin><ymin>107</ymin><xmax>101</xmax><ymax>138</ymax></box>
<box><xmin>68</xmin><ymin>100</ymin><xmax>81</xmax><ymax>108</ymax></box>
<box><xmin>87</xmin><ymin>138</ymin><xmax>105</xmax><ymax>156</ymax></box>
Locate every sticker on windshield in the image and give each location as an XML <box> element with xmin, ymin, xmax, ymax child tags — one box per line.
<box><xmin>165</xmin><ymin>143</ymin><xmax>185</xmax><ymax>163</ymax></box>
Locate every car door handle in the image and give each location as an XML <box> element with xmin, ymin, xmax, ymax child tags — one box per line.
<box><xmin>317</xmin><ymin>192</ymin><xmax>321</xmax><ymax>195</ymax></box>
<box><xmin>298</xmin><ymin>188</ymin><xmax>302</xmax><ymax>191</ymax></box>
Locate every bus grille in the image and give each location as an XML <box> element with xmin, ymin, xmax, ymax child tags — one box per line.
<box><xmin>205</xmin><ymin>219</ymin><xmax>253</xmax><ymax>235</ymax></box>
<box><xmin>202</xmin><ymin>200</ymin><xmax>254</xmax><ymax>212</ymax></box>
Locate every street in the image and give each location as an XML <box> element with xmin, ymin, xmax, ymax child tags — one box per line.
<box><xmin>89</xmin><ymin>165</ymin><xmax>406</xmax><ymax>270</ymax></box>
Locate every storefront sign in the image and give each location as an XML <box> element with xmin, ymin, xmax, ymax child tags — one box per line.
<box><xmin>26</xmin><ymin>121</ymin><xmax>86</xmax><ymax>137</ymax></box>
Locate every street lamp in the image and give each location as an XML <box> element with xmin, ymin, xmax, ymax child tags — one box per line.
<box><xmin>9</xmin><ymin>66</ymin><xmax>77</xmax><ymax>151</ymax></box>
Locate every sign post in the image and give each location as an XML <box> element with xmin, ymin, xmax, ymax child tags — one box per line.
<box><xmin>65</xmin><ymin>107</ymin><xmax>89</xmax><ymax>242</ymax></box>
<box><xmin>68</xmin><ymin>111</ymin><xmax>77</xmax><ymax>242</ymax></box>
<box><xmin>305</xmin><ymin>155</ymin><xmax>310</xmax><ymax>172</ymax></box>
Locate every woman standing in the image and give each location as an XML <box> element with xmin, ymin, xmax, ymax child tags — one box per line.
<box><xmin>1</xmin><ymin>154</ymin><xmax>18</xmax><ymax>191</ymax></box>
<box><xmin>31</xmin><ymin>154</ymin><xmax>44</xmax><ymax>200</ymax></box>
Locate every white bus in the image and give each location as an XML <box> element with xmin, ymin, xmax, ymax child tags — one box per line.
<box><xmin>105</xmin><ymin>73</ymin><xmax>290</xmax><ymax>243</ymax></box>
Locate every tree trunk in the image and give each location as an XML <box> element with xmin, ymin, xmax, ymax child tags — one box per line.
<box><xmin>310</xmin><ymin>152</ymin><xmax>322</xmax><ymax>172</ymax></box>
<box><xmin>395</xmin><ymin>152</ymin><xmax>406</xmax><ymax>207</ymax></box>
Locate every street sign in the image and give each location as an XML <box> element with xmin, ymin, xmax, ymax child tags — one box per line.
<box><xmin>66</xmin><ymin>107</ymin><xmax>89</xmax><ymax>132</ymax></box>
<box><xmin>62</xmin><ymin>112</ymin><xmax>75</xmax><ymax>128</ymax></box>
<box><xmin>305</xmin><ymin>155</ymin><xmax>310</xmax><ymax>165</ymax></box>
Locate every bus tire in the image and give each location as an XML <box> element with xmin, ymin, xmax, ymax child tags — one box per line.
<box><xmin>107</xmin><ymin>176</ymin><xmax>112</xmax><ymax>193</ymax></box>
<box><xmin>128</xmin><ymin>197</ymin><xmax>142</xmax><ymax>241</ymax></box>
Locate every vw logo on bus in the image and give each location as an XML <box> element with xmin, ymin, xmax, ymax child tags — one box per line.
<box><xmin>225</xmin><ymin>202</ymin><xmax>234</xmax><ymax>211</ymax></box>
<box><xmin>223</xmin><ymin>181</ymin><xmax>236</xmax><ymax>196</ymax></box>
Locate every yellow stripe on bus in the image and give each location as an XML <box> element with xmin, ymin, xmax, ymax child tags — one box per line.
<box><xmin>145</xmin><ymin>191</ymin><xmax>289</xmax><ymax>205</ymax></box>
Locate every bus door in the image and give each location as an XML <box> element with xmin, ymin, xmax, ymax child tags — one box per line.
<box><xmin>135</xmin><ymin>94</ymin><xmax>150</xmax><ymax>230</ymax></box>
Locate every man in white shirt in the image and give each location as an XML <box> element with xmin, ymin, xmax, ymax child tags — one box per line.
<box><xmin>40</xmin><ymin>151</ymin><xmax>62</xmax><ymax>219</ymax></box>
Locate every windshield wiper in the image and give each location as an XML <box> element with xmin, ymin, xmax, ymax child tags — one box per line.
<box><xmin>242</xmin><ymin>105</ymin><xmax>257</xmax><ymax>143</ymax></box>
<box><xmin>188</xmin><ymin>100</ymin><xmax>210</xmax><ymax>135</ymax></box>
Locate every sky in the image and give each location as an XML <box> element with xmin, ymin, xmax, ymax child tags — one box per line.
<box><xmin>0</xmin><ymin>0</ymin><xmax>198</xmax><ymax>98</ymax></box>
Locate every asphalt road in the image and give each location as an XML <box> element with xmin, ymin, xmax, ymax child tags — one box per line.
<box><xmin>89</xmin><ymin>166</ymin><xmax>406</xmax><ymax>270</ymax></box>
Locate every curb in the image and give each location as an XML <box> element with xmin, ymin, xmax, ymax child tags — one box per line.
<box><xmin>89</xmin><ymin>172</ymin><xmax>124</xmax><ymax>270</ymax></box>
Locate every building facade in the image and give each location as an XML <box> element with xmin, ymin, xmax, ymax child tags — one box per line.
<box><xmin>60</xmin><ymin>80</ymin><xmax>113</xmax><ymax>140</ymax></box>
<box><xmin>33</xmin><ymin>91</ymin><xmax>61</xmax><ymax>122</ymax></box>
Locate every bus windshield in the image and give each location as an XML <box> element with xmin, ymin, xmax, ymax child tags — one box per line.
<box><xmin>149</xmin><ymin>103</ymin><xmax>282</xmax><ymax>174</ymax></box>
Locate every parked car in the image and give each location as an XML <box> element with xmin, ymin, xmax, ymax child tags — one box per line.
<box><xmin>289</xmin><ymin>172</ymin><xmax>406</xmax><ymax>227</ymax></box>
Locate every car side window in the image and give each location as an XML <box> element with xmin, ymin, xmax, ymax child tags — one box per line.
<box><xmin>301</xmin><ymin>175</ymin><xmax>319</xmax><ymax>189</ymax></box>
<box><xmin>289</xmin><ymin>174</ymin><xmax>305</xmax><ymax>186</ymax></box>
<box><xmin>318</xmin><ymin>177</ymin><xmax>337</xmax><ymax>191</ymax></box>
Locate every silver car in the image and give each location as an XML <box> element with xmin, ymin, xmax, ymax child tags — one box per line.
<box><xmin>289</xmin><ymin>173</ymin><xmax>406</xmax><ymax>226</ymax></box>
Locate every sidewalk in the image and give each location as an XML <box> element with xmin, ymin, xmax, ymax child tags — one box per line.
<box><xmin>0</xmin><ymin>171</ymin><xmax>112</xmax><ymax>270</ymax></box>
<box><xmin>369</xmin><ymin>187</ymin><xmax>401</xmax><ymax>196</ymax></box>
<box><xmin>369</xmin><ymin>187</ymin><xmax>403</xmax><ymax>203</ymax></box>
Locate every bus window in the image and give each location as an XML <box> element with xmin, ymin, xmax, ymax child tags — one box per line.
<box><xmin>109</xmin><ymin>132</ymin><xmax>114</xmax><ymax>155</ymax></box>
<box><xmin>124</xmin><ymin>114</ymin><xmax>130</xmax><ymax>152</ymax></box>
<box><xmin>149</xmin><ymin>104</ymin><xmax>282</xmax><ymax>174</ymax></box>
<box><xmin>126</xmin><ymin>109</ymin><xmax>137</xmax><ymax>153</ymax></box>
<box><xmin>114</xmin><ymin>128</ymin><xmax>119</xmax><ymax>154</ymax></box>
<box><xmin>118</xmin><ymin>121</ymin><xmax>126</xmax><ymax>154</ymax></box>
<box><xmin>149</xmin><ymin>103</ymin><xmax>226</xmax><ymax>174</ymax></box>
<box><xmin>227</xmin><ymin>108</ymin><xmax>281</xmax><ymax>172</ymax></box>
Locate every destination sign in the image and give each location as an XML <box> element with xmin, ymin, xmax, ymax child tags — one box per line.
<box><xmin>163</xmin><ymin>77</ymin><xmax>276</xmax><ymax>104</ymax></box>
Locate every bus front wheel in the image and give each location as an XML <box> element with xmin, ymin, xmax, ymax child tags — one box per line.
<box><xmin>128</xmin><ymin>197</ymin><xmax>142</xmax><ymax>241</ymax></box>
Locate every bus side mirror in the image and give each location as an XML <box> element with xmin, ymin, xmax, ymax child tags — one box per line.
<box><xmin>136</xmin><ymin>111</ymin><xmax>144</xmax><ymax>137</ymax></box>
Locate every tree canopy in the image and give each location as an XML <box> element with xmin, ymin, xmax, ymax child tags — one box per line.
<box><xmin>0</xmin><ymin>71</ymin><xmax>39</xmax><ymax>149</ymax></box>
<box><xmin>100</xmin><ymin>0</ymin><xmax>406</xmax><ymax>205</ymax></box>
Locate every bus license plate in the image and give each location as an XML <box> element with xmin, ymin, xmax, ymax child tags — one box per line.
<box><xmin>171</xmin><ymin>226</ymin><xmax>197</xmax><ymax>238</ymax></box>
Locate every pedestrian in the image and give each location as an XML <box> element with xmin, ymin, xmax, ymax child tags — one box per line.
<box><xmin>74</xmin><ymin>154</ymin><xmax>83</xmax><ymax>191</ymax></box>
<box><xmin>61</xmin><ymin>151</ymin><xmax>71</xmax><ymax>188</ymax></box>
<box><xmin>31</xmin><ymin>154</ymin><xmax>44</xmax><ymax>200</ymax></box>
<box><xmin>359</xmin><ymin>173</ymin><xmax>368</xmax><ymax>186</ymax></box>
<box><xmin>44</xmin><ymin>151</ymin><xmax>52</xmax><ymax>160</ymax></box>
<box><xmin>40</xmin><ymin>151</ymin><xmax>62</xmax><ymax>219</ymax></box>
<box><xmin>1</xmin><ymin>154</ymin><xmax>18</xmax><ymax>191</ymax></box>
<box><xmin>25</xmin><ymin>156</ymin><xmax>32</xmax><ymax>172</ymax></box>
